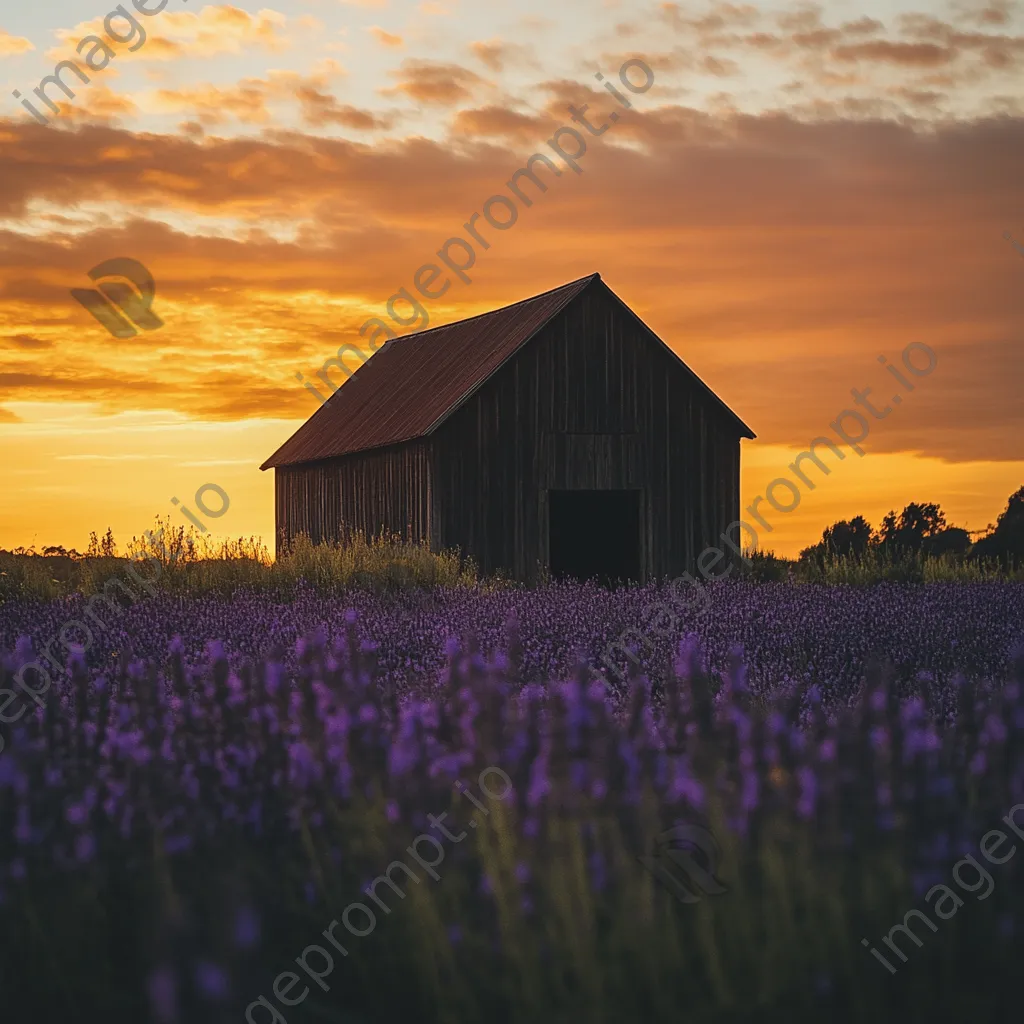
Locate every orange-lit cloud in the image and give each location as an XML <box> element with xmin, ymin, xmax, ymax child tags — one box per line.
<box><xmin>369</xmin><ymin>26</ymin><xmax>403</xmax><ymax>48</ymax></box>
<box><xmin>0</xmin><ymin>29</ymin><xmax>33</xmax><ymax>55</ymax></box>
<box><xmin>3</xmin><ymin>334</ymin><xmax>53</xmax><ymax>350</ymax></box>
<box><xmin>0</xmin><ymin>104</ymin><xmax>1020</xmax><ymax>470</ymax></box>
<box><xmin>450</xmin><ymin>105</ymin><xmax>555</xmax><ymax>143</ymax></box>
<box><xmin>470</xmin><ymin>39</ymin><xmax>535</xmax><ymax>72</ymax></box>
<box><xmin>382</xmin><ymin>59</ymin><xmax>488</xmax><ymax>105</ymax></box>
<box><xmin>831</xmin><ymin>41</ymin><xmax>955</xmax><ymax>66</ymax></box>
<box><xmin>48</xmin><ymin>5</ymin><xmax>293</xmax><ymax>66</ymax></box>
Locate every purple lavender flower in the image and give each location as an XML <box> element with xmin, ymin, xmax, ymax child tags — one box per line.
<box><xmin>147</xmin><ymin>965</ymin><xmax>177</xmax><ymax>1024</ymax></box>
<box><xmin>194</xmin><ymin>961</ymin><xmax>229</xmax><ymax>1001</ymax></box>
<box><xmin>234</xmin><ymin>905</ymin><xmax>261</xmax><ymax>949</ymax></box>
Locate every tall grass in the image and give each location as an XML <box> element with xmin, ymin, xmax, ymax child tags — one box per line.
<box><xmin>6</xmin><ymin>522</ymin><xmax>1022</xmax><ymax>605</ymax></box>
<box><xmin>1</xmin><ymin>520</ymin><xmax>479</xmax><ymax>601</ymax></box>
<box><xmin>270</xmin><ymin>531</ymin><xmax>478</xmax><ymax>595</ymax></box>
<box><xmin>0</xmin><ymin>551</ymin><xmax>64</xmax><ymax>601</ymax></box>
<box><xmin>739</xmin><ymin>548</ymin><xmax>1024</xmax><ymax>585</ymax></box>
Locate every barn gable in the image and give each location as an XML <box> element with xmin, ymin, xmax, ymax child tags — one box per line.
<box><xmin>261</xmin><ymin>273</ymin><xmax>751</xmax><ymax>470</ymax></box>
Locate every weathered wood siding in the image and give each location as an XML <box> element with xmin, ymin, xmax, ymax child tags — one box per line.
<box><xmin>273</xmin><ymin>442</ymin><xmax>432</xmax><ymax>552</ymax></box>
<box><xmin>429</xmin><ymin>284</ymin><xmax>742</xmax><ymax>581</ymax></box>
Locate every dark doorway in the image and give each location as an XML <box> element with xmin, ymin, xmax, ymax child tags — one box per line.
<box><xmin>548</xmin><ymin>489</ymin><xmax>641</xmax><ymax>585</ymax></box>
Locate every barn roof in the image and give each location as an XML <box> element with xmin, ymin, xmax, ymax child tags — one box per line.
<box><xmin>261</xmin><ymin>273</ymin><xmax>753</xmax><ymax>470</ymax></box>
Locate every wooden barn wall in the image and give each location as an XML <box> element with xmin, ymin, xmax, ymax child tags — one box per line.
<box><xmin>430</xmin><ymin>285</ymin><xmax>743</xmax><ymax>581</ymax></box>
<box><xmin>273</xmin><ymin>442</ymin><xmax>433</xmax><ymax>553</ymax></box>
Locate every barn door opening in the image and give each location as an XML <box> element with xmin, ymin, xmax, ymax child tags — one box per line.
<box><xmin>548</xmin><ymin>489</ymin><xmax>641</xmax><ymax>585</ymax></box>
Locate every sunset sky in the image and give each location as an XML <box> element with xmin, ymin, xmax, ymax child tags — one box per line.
<box><xmin>1</xmin><ymin>0</ymin><xmax>1022</xmax><ymax>558</ymax></box>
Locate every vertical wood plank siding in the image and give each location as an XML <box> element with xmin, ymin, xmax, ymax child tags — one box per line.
<box><xmin>273</xmin><ymin>286</ymin><xmax>743</xmax><ymax>579</ymax></box>
<box><xmin>274</xmin><ymin>442</ymin><xmax>432</xmax><ymax>554</ymax></box>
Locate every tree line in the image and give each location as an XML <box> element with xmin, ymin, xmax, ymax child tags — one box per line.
<box><xmin>799</xmin><ymin>485</ymin><xmax>1024</xmax><ymax>566</ymax></box>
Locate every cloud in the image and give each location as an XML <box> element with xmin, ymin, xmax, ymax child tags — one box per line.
<box><xmin>382</xmin><ymin>59</ymin><xmax>487</xmax><ymax>105</ymax></box>
<box><xmin>369</xmin><ymin>26</ymin><xmax>404</xmax><ymax>48</ymax></box>
<box><xmin>147</xmin><ymin>67</ymin><xmax>390</xmax><ymax>131</ymax></box>
<box><xmin>842</xmin><ymin>17</ymin><xmax>885</xmax><ymax>37</ymax></box>
<box><xmin>0</xmin><ymin>29</ymin><xmax>33</xmax><ymax>56</ymax></box>
<box><xmin>958</xmin><ymin>1</ymin><xmax>1016</xmax><ymax>28</ymax></box>
<box><xmin>470</xmin><ymin>39</ymin><xmax>534</xmax><ymax>72</ymax></box>
<box><xmin>151</xmin><ymin>79</ymin><xmax>282</xmax><ymax>126</ymax></box>
<box><xmin>296</xmin><ymin>87</ymin><xmax>394</xmax><ymax>130</ymax></box>
<box><xmin>659</xmin><ymin>1</ymin><xmax>762</xmax><ymax>35</ymax></box>
<box><xmin>450</xmin><ymin>105</ymin><xmax>555</xmax><ymax>143</ymax></box>
<box><xmin>701</xmin><ymin>55</ymin><xmax>740</xmax><ymax>76</ymax></box>
<box><xmin>0</xmin><ymin>90</ymin><xmax>1021</xmax><ymax>468</ymax></box>
<box><xmin>653</xmin><ymin>1</ymin><xmax>1024</xmax><ymax>96</ymax></box>
<box><xmin>832</xmin><ymin>41</ymin><xmax>956</xmax><ymax>67</ymax></box>
<box><xmin>59</xmin><ymin>83</ymin><xmax>140</xmax><ymax>125</ymax></box>
<box><xmin>0</xmin><ymin>371</ymin><xmax>172</xmax><ymax>398</ymax></box>
<box><xmin>3</xmin><ymin>334</ymin><xmax>53</xmax><ymax>350</ymax></box>
<box><xmin>0</xmin><ymin>407</ymin><xmax>22</xmax><ymax>423</ymax></box>
<box><xmin>48</xmin><ymin>4</ymin><xmax>292</xmax><ymax>65</ymax></box>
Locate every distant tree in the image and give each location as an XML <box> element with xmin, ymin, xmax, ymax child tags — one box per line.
<box><xmin>798</xmin><ymin>540</ymin><xmax>822</xmax><ymax>562</ymax></box>
<box><xmin>42</xmin><ymin>545</ymin><xmax>68</xmax><ymax>558</ymax></box>
<box><xmin>799</xmin><ymin>515</ymin><xmax>873</xmax><ymax>561</ymax></box>
<box><xmin>972</xmin><ymin>485</ymin><xmax>1024</xmax><ymax>565</ymax></box>
<box><xmin>877</xmin><ymin>502</ymin><xmax>947</xmax><ymax>554</ymax></box>
<box><xmin>823</xmin><ymin>516</ymin><xmax>873</xmax><ymax>557</ymax></box>
<box><xmin>922</xmin><ymin>527</ymin><xmax>971</xmax><ymax>557</ymax></box>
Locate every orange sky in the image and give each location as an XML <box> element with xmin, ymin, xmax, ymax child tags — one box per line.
<box><xmin>1</xmin><ymin>0</ymin><xmax>1023</xmax><ymax>558</ymax></box>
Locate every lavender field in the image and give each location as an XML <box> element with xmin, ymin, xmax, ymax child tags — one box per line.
<box><xmin>3</xmin><ymin>580</ymin><xmax>1023</xmax><ymax>704</ymax></box>
<box><xmin>2</xmin><ymin>581</ymin><xmax>1024</xmax><ymax>1024</ymax></box>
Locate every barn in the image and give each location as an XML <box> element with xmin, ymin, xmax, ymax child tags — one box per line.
<box><xmin>260</xmin><ymin>273</ymin><xmax>754</xmax><ymax>584</ymax></box>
